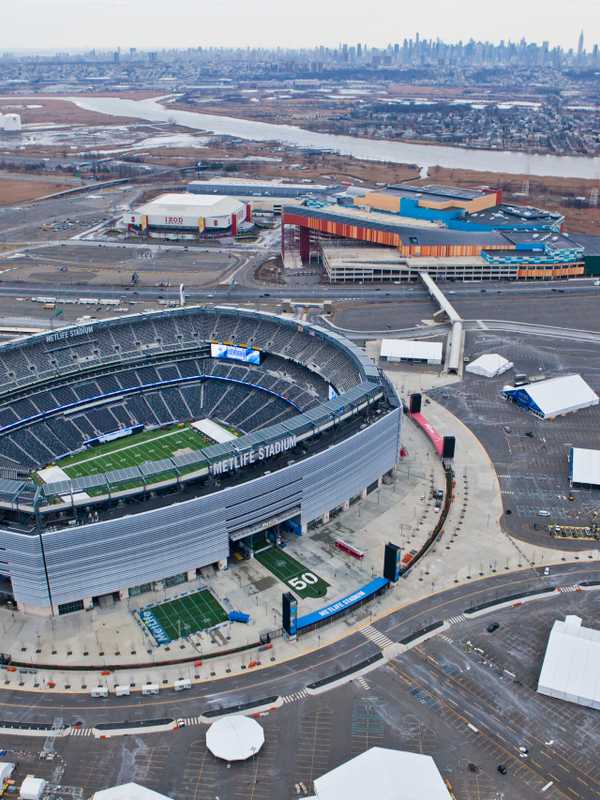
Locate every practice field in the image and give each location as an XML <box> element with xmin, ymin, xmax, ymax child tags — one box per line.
<box><xmin>255</xmin><ymin>546</ymin><xmax>329</xmax><ymax>599</ymax></box>
<box><xmin>139</xmin><ymin>590</ymin><xmax>229</xmax><ymax>645</ymax></box>
<box><xmin>54</xmin><ymin>423</ymin><xmax>211</xmax><ymax>479</ymax></box>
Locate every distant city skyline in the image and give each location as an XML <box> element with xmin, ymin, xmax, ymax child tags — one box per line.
<box><xmin>2</xmin><ymin>0</ymin><xmax>599</xmax><ymax>52</ymax></box>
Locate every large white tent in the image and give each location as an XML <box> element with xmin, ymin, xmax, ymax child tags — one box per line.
<box><xmin>92</xmin><ymin>785</ymin><xmax>172</xmax><ymax>800</ymax></box>
<box><xmin>310</xmin><ymin>748</ymin><xmax>452</xmax><ymax>800</ymax></box>
<box><xmin>502</xmin><ymin>374</ymin><xmax>599</xmax><ymax>419</ymax></box>
<box><xmin>206</xmin><ymin>715</ymin><xmax>265</xmax><ymax>761</ymax></box>
<box><xmin>538</xmin><ymin>616</ymin><xmax>600</xmax><ymax>710</ymax></box>
<box><xmin>466</xmin><ymin>353</ymin><xmax>513</xmax><ymax>378</ymax></box>
<box><xmin>568</xmin><ymin>447</ymin><xmax>600</xmax><ymax>487</ymax></box>
<box><xmin>380</xmin><ymin>339</ymin><xmax>443</xmax><ymax>366</ymax></box>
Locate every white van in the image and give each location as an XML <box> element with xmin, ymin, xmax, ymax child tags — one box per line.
<box><xmin>173</xmin><ymin>678</ymin><xmax>192</xmax><ymax>692</ymax></box>
<box><xmin>115</xmin><ymin>685</ymin><xmax>130</xmax><ymax>697</ymax></box>
<box><xmin>90</xmin><ymin>686</ymin><xmax>108</xmax><ymax>698</ymax></box>
<box><xmin>142</xmin><ymin>683</ymin><xmax>159</xmax><ymax>696</ymax></box>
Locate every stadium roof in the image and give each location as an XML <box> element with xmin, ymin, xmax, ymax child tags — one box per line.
<box><xmin>503</xmin><ymin>374</ymin><xmax>599</xmax><ymax>418</ymax></box>
<box><xmin>568</xmin><ymin>447</ymin><xmax>600</xmax><ymax>487</ymax></box>
<box><xmin>380</xmin><ymin>339</ymin><xmax>443</xmax><ymax>363</ymax></box>
<box><xmin>92</xmin><ymin>784</ymin><xmax>173</xmax><ymax>800</ymax></box>
<box><xmin>136</xmin><ymin>192</ymin><xmax>244</xmax><ymax>217</ymax></box>
<box><xmin>312</xmin><ymin>748</ymin><xmax>452</xmax><ymax>800</ymax></box>
<box><xmin>537</xmin><ymin>616</ymin><xmax>600</xmax><ymax>710</ymax></box>
<box><xmin>206</xmin><ymin>716</ymin><xmax>265</xmax><ymax>761</ymax></box>
<box><xmin>466</xmin><ymin>353</ymin><xmax>513</xmax><ymax>378</ymax></box>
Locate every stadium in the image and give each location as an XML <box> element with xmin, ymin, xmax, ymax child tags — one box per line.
<box><xmin>0</xmin><ymin>307</ymin><xmax>401</xmax><ymax>616</ymax></box>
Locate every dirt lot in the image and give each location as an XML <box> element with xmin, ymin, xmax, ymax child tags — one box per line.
<box><xmin>0</xmin><ymin>175</ymin><xmax>74</xmax><ymax>204</ymax></box>
<box><xmin>0</xmin><ymin>97</ymin><xmax>141</xmax><ymax>126</ymax></box>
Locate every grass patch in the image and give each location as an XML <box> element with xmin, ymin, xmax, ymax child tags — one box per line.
<box><xmin>140</xmin><ymin>589</ymin><xmax>228</xmax><ymax>644</ymax></box>
<box><xmin>255</xmin><ymin>546</ymin><xmax>329</xmax><ymax>599</ymax></box>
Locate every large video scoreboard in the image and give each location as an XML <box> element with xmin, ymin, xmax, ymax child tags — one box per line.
<box><xmin>211</xmin><ymin>342</ymin><xmax>261</xmax><ymax>365</ymax></box>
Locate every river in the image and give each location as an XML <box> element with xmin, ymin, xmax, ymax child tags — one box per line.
<box><xmin>68</xmin><ymin>95</ymin><xmax>600</xmax><ymax>180</ymax></box>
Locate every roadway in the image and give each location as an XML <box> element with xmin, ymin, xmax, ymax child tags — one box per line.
<box><xmin>1</xmin><ymin>561</ymin><xmax>597</xmax><ymax>726</ymax></box>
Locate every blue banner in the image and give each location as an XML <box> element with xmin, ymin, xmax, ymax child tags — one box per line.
<box><xmin>296</xmin><ymin>577</ymin><xmax>389</xmax><ymax>630</ymax></box>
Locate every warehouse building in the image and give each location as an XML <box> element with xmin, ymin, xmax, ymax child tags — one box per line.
<box><xmin>0</xmin><ymin>113</ymin><xmax>21</xmax><ymax>132</ymax></box>
<box><xmin>502</xmin><ymin>374</ymin><xmax>599</xmax><ymax>419</ymax></box>
<box><xmin>189</xmin><ymin>177</ymin><xmax>340</xmax><ymax>214</ymax></box>
<box><xmin>126</xmin><ymin>193</ymin><xmax>250</xmax><ymax>239</ymax></box>
<box><xmin>568</xmin><ymin>447</ymin><xmax>600</xmax><ymax>488</ymax></box>
<box><xmin>538</xmin><ymin>615</ymin><xmax>600</xmax><ymax>711</ymax></box>
<box><xmin>380</xmin><ymin>339</ymin><xmax>443</xmax><ymax>366</ymax></box>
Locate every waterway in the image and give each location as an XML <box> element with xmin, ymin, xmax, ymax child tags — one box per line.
<box><xmin>68</xmin><ymin>95</ymin><xmax>600</xmax><ymax>180</ymax></box>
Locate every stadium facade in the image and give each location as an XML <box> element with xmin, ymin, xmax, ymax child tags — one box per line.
<box><xmin>0</xmin><ymin>308</ymin><xmax>401</xmax><ymax>616</ymax></box>
<box><xmin>282</xmin><ymin>183</ymin><xmax>585</xmax><ymax>281</ymax></box>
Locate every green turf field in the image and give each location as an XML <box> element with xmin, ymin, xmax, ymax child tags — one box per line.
<box><xmin>53</xmin><ymin>424</ymin><xmax>211</xmax><ymax>480</ymax></box>
<box><xmin>254</xmin><ymin>546</ymin><xmax>329</xmax><ymax>599</ymax></box>
<box><xmin>140</xmin><ymin>589</ymin><xmax>229</xmax><ymax>644</ymax></box>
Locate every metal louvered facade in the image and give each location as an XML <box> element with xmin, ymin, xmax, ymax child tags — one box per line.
<box><xmin>0</xmin><ymin>408</ymin><xmax>401</xmax><ymax>613</ymax></box>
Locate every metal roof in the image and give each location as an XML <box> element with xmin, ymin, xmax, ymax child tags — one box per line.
<box><xmin>538</xmin><ymin>616</ymin><xmax>600</xmax><ymax>710</ymax></box>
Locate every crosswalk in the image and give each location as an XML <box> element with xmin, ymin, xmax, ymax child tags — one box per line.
<box><xmin>176</xmin><ymin>716</ymin><xmax>202</xmax><ymax>727</ymax></box>
<box><xmin>69</xmin><ymin>727</ymin><xmax>94</xmax><ymax>737</ymax></box>
<box><xmin>447</xmin><ymin>614</ymin><xmax>467</xmax><ymax>626</ymax></box>
<box><xmin>281</xmin><ymin>689</ymin><xmax>309</xmax><ymax>704</ymax></box>
<box><xmin>354</xmin><ymin>676</ymin><xmax>370</xmax><ymax>691</ymax></box>
<box><xmin>360</xmin><ymin>624</ymin><xmax>395</xmax><ymax>650</ymax></box>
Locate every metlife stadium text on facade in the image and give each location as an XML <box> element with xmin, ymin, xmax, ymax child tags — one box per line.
<box><xmin>209</xmin><ymin>435</ymin><xmax>297</xmax><ymax>475</ymax></box>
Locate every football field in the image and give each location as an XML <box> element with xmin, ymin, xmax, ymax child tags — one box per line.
<box><xmin>55</xmin><ymin>424</ymin><xmax>211</xmax><ymax>479</ymax></box>
<box><xmin>255</xmin><ymin>546</ymin><xmax>329</xmax><ymax>599</ymax></box>
<box><xmin>140</xmin><ymin>590</ymin><xmax>229</xmax><ymax>645</ymax></box>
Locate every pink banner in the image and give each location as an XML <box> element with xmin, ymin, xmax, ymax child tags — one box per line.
<box><xmin>410</xmin><ymin>412</ymin><xmax>444</xmax><ymax>456</ymax></box>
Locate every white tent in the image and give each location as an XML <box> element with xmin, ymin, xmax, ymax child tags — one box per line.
<box><xmin>538</xmin><ymin>616</ymin><xmax>600</xmax><ymax>710</ymax></box>
<box><xmin>20</xmin><ymin>777</ymin><xmax>46</xmax><ymax>800</ymax></box>
<box><xmin>503</xmin><ymin>374</ymin><xmax>599</xmax><ymax>419</ymax></box>
<box><xmin>0</xmin><ymin>764</ymin><xmax>15</xmax><ymax>783</ymax></box>
<box><xmin>92</xmin><ymin>783</ymin><xmax>173</xmax><ymax>800</ymax></box>
<box><xmin>569</xmin><ymin>447</ymin><xmax>600</xmax><ymax>487</ymax></box>
<box><xmin>312</xmin><ymin>748</ymin><xmax>452</xmax><ymax>800</ymax></box>
<box><xmin>206</xmin><ymin>716</ymin><xmax>265</xmax><ymax>762</ymax></box>
<box><xmin>380</xmin><ymin>339</ymin><xmax>443</xmax><ymax>366</ymax></box>
<box><xmin>466</xmin><ymin>353</ymin><xmax>513</xmax><ymax>378</ymax></box>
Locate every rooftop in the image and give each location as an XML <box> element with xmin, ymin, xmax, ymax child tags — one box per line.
<box><xmin>312</xmin><ymin>748</ymin><xmax>452</xmax><ymax>800</ymax></box>
<box><xmin>538</xmin><ymin>616</ymin><xmax>600</xmax><ymax>710</ymax></box>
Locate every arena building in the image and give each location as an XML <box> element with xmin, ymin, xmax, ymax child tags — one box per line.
<box><xmin>126</xmin><ymin>193</ymin><xmax>250</xmax><ymax>239</ymax></box>
<box><xmin>282</xmin><ymin>183</ymin><xmax>584</xmax><ymax>281</ymax></box>
<box><xmin>0</xmin><ymin>307</ymin><xmax>401</xmax><ymax>616</ymax></box>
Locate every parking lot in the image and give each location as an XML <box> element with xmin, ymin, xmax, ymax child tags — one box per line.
<box><xmin>429</xmin><ymin>330</ymin><xmax>600</xmax><ymax>547</ymax></box>
<box><xmin>1</xmin><ymin>590</ymin><xmax>597</xmax><ymax>799</ymax></box>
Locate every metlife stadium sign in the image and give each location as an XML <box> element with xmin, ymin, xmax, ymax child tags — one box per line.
<box><xmin>209</xmin><ymin>435</ymin><xmax>297</xmax><ymax>476</ymax></box>
<box><xmin>211</xmin><ymin>342</ymin><xmax>261</xmax><ymax>365</ymax></box>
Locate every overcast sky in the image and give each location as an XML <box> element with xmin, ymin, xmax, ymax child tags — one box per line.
<box><xmin>3</xmin><ymin>0</ymin><xmax>598</xmax><ymax>52</ymax></box>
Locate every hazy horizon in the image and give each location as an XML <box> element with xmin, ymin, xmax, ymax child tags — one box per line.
<box><xmin>2</xmin><ymin>0</ymin><xmax>599</xmax><ymax>53</ymax></box>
